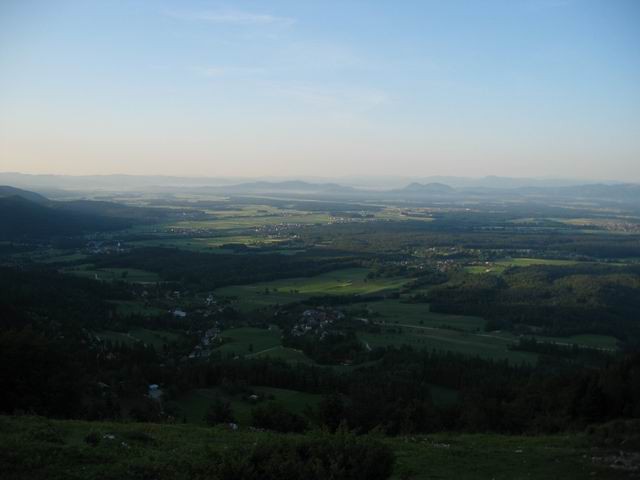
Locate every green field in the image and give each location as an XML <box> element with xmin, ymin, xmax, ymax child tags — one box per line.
<box><xmin>175</xmin><ymin>386</ymin><xmax>322</xmax><ymax>425</ymax></box>
<box><xmin>216</xmin><ymin>268</ymin><xmax>409</xmax><ymax>311</ymax></box>
<box><xmin>216</xmin><ymin>326</ymin><xmax>282</xmax><ymax>356</ymax></box>
<box><xmin>359</xmin><ymin>299</ymin><xmax>485</xmax><ymax>331</ymax></box>
<box><xmin>358</xmin><ymin>309</ymin><xmax>618</xmax><ymax>362</ymax></box>
<box><xmin>168</xmin><ymin>211</ymin><xmax>332</xmax><ymax>230</ymax></box>
<box><xmin>7</xmin><ymin>248</ymin><xmax>89</xmax><ymax>264</ymax></box>
<box><xmin>349</xmin><ymin>298</ymin><xmax>538</xmax><ymax>363</ymax></box>
<box><xmin>95</xmin><ymin>328</ymin><xmax>184</xmax><ymax>349</ymax></box>
<box><xmin>466</xmin><ymin>257</ymin><xmax>580</xmax><ymax>274</ymax></box>
<box><xmin>129</xmin><ymin>234</ymin><xmax>291</xmax><ymax>253</ymax></box>
<box><xmin>359</xmin><ymin>329</ymin><xmax>537</xmax><ymax>364</ymax></box>
<box><xmin>533</xmin><ymin>333</ymin><xmax>619</xmax><ymax>351</ymax></box>
<box><xmin>1</xmin><ymin>415</ymin><xmax>629</xmax><ymax>480</ymax></box>
<box><xmin>64</xmin><ymin>265</ymin><xmax>160</xmax><ymax>283</ymax></box>
<box><xmin>213</xmin><ymin>297</ymin><xmax>616</xmax><ymax>365</ymax></box>
<box><xmin>215</xmin><ymin>327</ymin><xmax>313</xmax><ymax>363</ymax></box>
<box><xmin>39</xmin><ymin>252</ymin><xmax>90</xmax><ymax>263</ymax></box>
<box><xmin>249</xmin><ymin>345</ymin><xmax>313</xmax><ymax>363</ymax></box>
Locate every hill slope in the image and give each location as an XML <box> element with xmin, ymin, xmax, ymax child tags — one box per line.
<box><xmin>0</xmin><ymin>196</ymin><xmax>130</xmax><ymax>239</ymax></box>
<box><xmin>0</xmin><ymin>185</ymin><xmax>50</xmax><ymax>204</ymax></box>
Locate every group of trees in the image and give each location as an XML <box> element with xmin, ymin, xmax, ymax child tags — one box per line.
<box><xmin>427</xmin><ymin>264</ymin><xmax>640</xmax><ymax>341</ymax></box>
<box><xmin>164</xmin><ymin>349</ymin><xmax>640</xmax><ymax>435</ymax></box>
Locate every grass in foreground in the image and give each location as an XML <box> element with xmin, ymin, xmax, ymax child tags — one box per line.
<box><xmin>0</xmin><ymin>415</ymin><xmax>629</xmax><ymax>480</ymax></box>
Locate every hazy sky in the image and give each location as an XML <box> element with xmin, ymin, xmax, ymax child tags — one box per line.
<box><xmin>1</xmin><ymin>0</ymin><xmax>639</xmax><ymax>180</ymax></box>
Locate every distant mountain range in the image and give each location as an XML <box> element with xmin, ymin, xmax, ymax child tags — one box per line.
<box><xmin>1</xmin><ymin>173</ymin><xmax>639</xmax><ymax>208</ymax></box>
<box><xmin>0</xmin><ymin>172</ymin><xmax>629</xmax><ymax>192</ymax></box>
<box><xmin>397</xmin><ymin>182</ymin><xmax>455</xmax><ymax>195</ymax></box>
<box><xmin>198</xmin><ymin>180</ymin><xmax>357</xmax><ymax>195</ymax></box>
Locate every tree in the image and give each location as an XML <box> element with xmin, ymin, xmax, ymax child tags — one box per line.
<box><xmin>205</xmin><ymin>398</ymin><xmax>235</xmax><ymax>426</ymax></box>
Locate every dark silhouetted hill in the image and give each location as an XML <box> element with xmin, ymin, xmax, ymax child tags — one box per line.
<box><xmin>0</xmin><ymin>196</ymin><xmax>131</xmax><ymax>239</ymax></box>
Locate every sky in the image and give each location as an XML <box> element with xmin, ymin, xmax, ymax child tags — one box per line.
<box><xmin>0</xmin><ymin>0</ymin><xmax>639</xmax><ymax>180</ymax></box>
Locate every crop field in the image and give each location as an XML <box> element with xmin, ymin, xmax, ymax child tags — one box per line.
<box><xmin>175</xmin><ymin>386</ymin><xmax>322</xmax><ymax>425</ymax></box>
<box><xmin>216</xmin><ymin>268</ymin><xmax>409</xmax><ymax>311</ymax></box>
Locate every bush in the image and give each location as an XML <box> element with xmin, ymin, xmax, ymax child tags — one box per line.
<box><xmin>250</xmin><ymin>402</ymin><xmax>307</xmax><ymax>433</ymax></box>
<box><xmin>215</xmin><ymin>430</ymin><xmax>395</xmax><ymax>480</ymax></box>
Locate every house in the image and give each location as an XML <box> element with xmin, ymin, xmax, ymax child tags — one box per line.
<box><xmin>172</xmin><ymin>309</ymin><xmax>187</xmax><ymax>318</ymax></box>
<box><xmin>148</xmin><ymin>384</ymin><xmax>162</xmax><ymax>401</ymax></box>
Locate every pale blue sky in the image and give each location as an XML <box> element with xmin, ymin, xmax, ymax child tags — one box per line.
<box><xmin>0</xmin><ymin>0</ymin><xmax>638</xmax><ymax>179</ymax></box>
